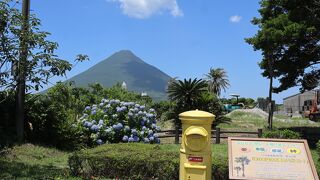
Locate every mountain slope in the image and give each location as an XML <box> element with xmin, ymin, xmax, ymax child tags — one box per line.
<box><xmin>67</xmin><ymin>50</ymin><xmax>171</xmax><ymax>101</ymax></box>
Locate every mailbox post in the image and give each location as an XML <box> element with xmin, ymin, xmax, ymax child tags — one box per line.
<box><xmin>179</xmin><ymin>110</ymin><xmax>215</xmax><ymax>180</ymax></box>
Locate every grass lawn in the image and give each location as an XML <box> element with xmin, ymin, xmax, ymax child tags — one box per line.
<box><xmin>1</xmin><ymin>143</ymin><xmax>319</xmax><ymax>179</ymax></box>
<box><xmin>217</xmin><ymin>111</ymin><xmax>320</xmax><ymax>131</ymax></box>
<box><xmin>0</xmin><ymin>144</ymin><xmax>79</xmax><ymax>179</ymax></box>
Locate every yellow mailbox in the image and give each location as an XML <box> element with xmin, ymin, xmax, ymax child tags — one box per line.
<box><xmin>179</xmin><ymin>110</ymin><xmax>215</xmax><ymax>180</ymax></box>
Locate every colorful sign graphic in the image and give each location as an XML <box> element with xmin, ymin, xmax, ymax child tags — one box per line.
<box><xmin>228</xmin><ymin>138</ymin><xmax>319</xmax><ymax>180</ymax></box>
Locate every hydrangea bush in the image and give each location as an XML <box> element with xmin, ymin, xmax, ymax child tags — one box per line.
<box><xmin>78</xmin><ymin>98</ymin><xmax>161</xmax><ymax>145</ymax></box>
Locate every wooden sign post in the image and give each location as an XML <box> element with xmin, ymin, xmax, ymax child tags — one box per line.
<box><xmin>228</xmin><ymin>137</ymin><xmax>319</xmax><ymax>180</ymax></box>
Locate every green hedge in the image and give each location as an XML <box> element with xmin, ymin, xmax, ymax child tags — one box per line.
<box><xmin>262</xmin><ymin>129</ymin><xmax>301</xmax><ymax>139</ymax></box>
<box><xmin>68</xmin><ymin>143</ymin><xmax>229</xmax><ymax>180</ymax></box>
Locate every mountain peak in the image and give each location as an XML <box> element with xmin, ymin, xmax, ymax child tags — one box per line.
<box><xmin>107</xmin><ymin>50</ymin><xmax>144</xmax><ymax>64</ymax></box>
<box><xmin>67</xmin><ymin>50</ymin><xmax>171</xmax><ymax>101</ymax></box>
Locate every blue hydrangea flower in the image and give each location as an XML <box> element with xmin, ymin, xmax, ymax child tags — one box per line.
<box><xmin>84</xmin><ymin>121</ymin><xmax>92</xmax><ymax>128</ymax></box>
<box><xmin>84</xmin><ymin>106</ymin><xmax>91</xmax><ymax>111</ymax></box>
<box><xmin>117</xmin><ymin>123</ymin><xmax>123</xmax><ymax>129</ymax></box>
<box><xmin>149</xmin><ymin>108</ymin><xmax>155</xmax><ymax>112</ymax></box>
<box><xmin>92</xmin><ymin>120</ymin><xmax>96</xmax><ymax>124</ymax></box>
<box><xmin>138</xmin><ymin>111</ymin><xmax>143</xmax><ymax>115</ymax></box>
<box><xmin>83</xmin><ymin>113</ymin><xmax>88</xmax><ymax>118</ymax></box>
<box><xmin>133</xmin><ymin>136</ymin><xmax>140</xmax><ymax>142</ymax></box>
<box><xmin>98</xmin><ymin>119</ymin><xmax>104</xmax><ymax>125</ymax></box>
<box><xmin>91</xmin><ymin>110</ymin><xmax>97</xmax><ymax>115</ymax></box>
<box><xmin>148</xmin><ymin>130</ymin><xmax>153</xmax><ymax>136</ymax></box>
<box><xmin>91</xmin><ymin>125</ymin><xmax>99</xmax><ymax>132</ymax></box>
<box><xmin>147</xmin><ymin>113</ymin><xmax>155</xmax><ymax>119</ymax></box>
<box><xmin>128</xmin><ymin>137</ymin><xmax>134</xmax><ymax>142</ymax></box>
<box><xmin>122</xmin><ymin>135</ymin><xmax>129</xmax><ymax>142</ymax></box>
<box><xmin>140</xmin><ymin>131</ymin><xmax>145</xmax><ymax>136</ymax></box>
<box><xmin>135</xmin><ymin>104</ymin><xmax>140</xmax><ymax>108</ymax></box>
<box><xmin>133</xmin><ymin>108</ymin><xmax>139</xmax><ymax>112</ymax></box>
<box><xmin>149</xmin><ymin>136</ymin><xmax>154</xmax><ymax>142</ymax></box>
<box><xmin>99</xmin><ymin>103</ymin><xmax>104</xmax><ymax>107</ymax></box>
<box><xmin>121</xmin><ymin>106</ymin><xmax>127</xmax><ymax>111</ymax></box>
<box><xmin>151</xmin><ymin>123</ymin><xmax>157</xmax><ymax>129</ymax></box>
<box><xmin>128</xmin><ymin>112</ymin><xmax>133</xmax><ymax>117</ymax></box>
<box><xmin>105</xmin><ymin>127</ymin><xmax>112</xmax><ymax>134</ymax></box>
<box><xmin>139</xmin><ymin>105</ymin><xmax>145</xmax><ymax>110</ymax></box>
<box><xmin>96</xmin><ymin>139</ymin><xmax>103</xmax><ymax>145</ymax></box>
<box><xmin>140</xmin><ymin>120</ymin><xmax>145</xmax><ymax>126</ymax></box>
<box><xmin>115</xmin><ymin>99</ymin><xmax>120</xmax><ymax>104</ymax></box>
<box><xmin>142</xmin><ymin>126</ymin><xmax>147</xmax><ymax>131</ymax></box>
<box><xmin>131</xmin><ymin>129</ymin><xmax>138</xmax><ymax>136</ymax></box>
<box><xmin>116</xmin><ymin>107</ymin><xmax>122</xmax><ymax>112</ymax></box>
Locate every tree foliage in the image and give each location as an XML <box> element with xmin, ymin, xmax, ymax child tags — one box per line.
<box><xmin>0</xmin><ymin>0</ymin><xmax>88</xmax><ymax>91</ymax></box>
<box><xmin>246</xmin><ymin>0</ymin><xmax>320</xmax><ymax>93</ymax></box>
<box><xmin>205</xmin><ymin>68</ymin><xmax>230</xmax><ymax>96</ymax></box>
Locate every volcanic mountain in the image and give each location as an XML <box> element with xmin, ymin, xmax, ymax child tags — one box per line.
<box><xmin>67</xmin><ymin>50</ymin><xmax>171</xmax><ymax>101</ymax></box>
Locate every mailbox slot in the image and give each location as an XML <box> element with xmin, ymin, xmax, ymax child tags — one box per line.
<box><xmin>185</xmin><ymin>127</ymin><xmax>208</xmax><ymax>152</ymax></box>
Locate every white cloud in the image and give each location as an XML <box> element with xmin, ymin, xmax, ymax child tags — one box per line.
<box><xmin>229</xmin><ymin>15</ymin><xmax>242</xmax><ymax>23</ymax></box>
<box><xmin>108</xmin><ymin>0</ymin><xmax>183</xmax><ymax>19</ymax></box>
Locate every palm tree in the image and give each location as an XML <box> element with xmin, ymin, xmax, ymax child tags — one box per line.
<box><xmin>205</xmin><ymin>68</ymin><xmax>230</xmax><ymax>97</ymax></box>
<box><xmin>235</xmin><ymin>156</ymin><xmax>250</xmax><ymax>177</ymax></box>
<box><xmin>167</xmin><ymin>78</ymin><xmax>207</xmax><ymax>110</ymax></box>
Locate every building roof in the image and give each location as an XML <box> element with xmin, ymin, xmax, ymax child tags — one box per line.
<box><xmin>283</xmin><ymin>89</ymin><xmax>317</xmax><ymax>100</ymax></box>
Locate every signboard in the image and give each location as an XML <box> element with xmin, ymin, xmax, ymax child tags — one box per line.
<box><xmin>228</xmin><ymin>137</ymin><xmax>319</xmax><ymax>180</ymax></box>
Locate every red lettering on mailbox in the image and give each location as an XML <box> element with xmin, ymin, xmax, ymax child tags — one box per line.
<box><xmin>188</xmin><ymin>156</ymin><xmax>203</xmax><ymax>162</ymax></box>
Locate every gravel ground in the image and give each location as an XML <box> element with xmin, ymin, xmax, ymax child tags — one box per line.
<box><xmin>227</xmin><ymin>108</ymin><xmax>316</xmax><ymax>124</ymax></box>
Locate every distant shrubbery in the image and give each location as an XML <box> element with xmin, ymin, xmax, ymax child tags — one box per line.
<box><xmin>0</xmin><ymin>82</ymin><xmax>155</xmax><ymax>150</ymax></box>
<box><xmin>69</xmin><ymin>143</ymin><xmax>229</xmax><ymax>180</ymax></box>
<box><xmin>262</xmin><ymin>129</ymin><xmax>301</xmax><ymax>139</ymax></box>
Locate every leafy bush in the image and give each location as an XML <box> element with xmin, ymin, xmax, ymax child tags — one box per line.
<box><xmin>262</xmin><ymin>129</ymin><xmax>301</xmax><ymax>139</ymax></box>
<box><xmin>76</xmin><ymin>98</ymin><xmax>161</xmax><ymax>145</ymax></box>
<box><xmin>68</xmin><ymin>143</ymin><xmax>229</xmax><ymax>180</ymax></box>
<box><xmin>69</xmin><ymin>143</ymin><xmax>179</xmax><ymax>179</ymax></box>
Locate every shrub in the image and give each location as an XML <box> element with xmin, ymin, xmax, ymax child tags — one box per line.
<box><xmin>68</xmin><ymin>143</ymin><xmax>229</xmax><ymax>180</ymax></box>
<box><xmin>68</xmin><ymin>143</ymin><xmax>179</xmax><ymax>179</ymax></box>
<box><xmin>76</xmin><ymin>98</ymin><xmax>161</xmax><ymax>145</ymax></box>
<box><xmin>262</xmin><ymin>129</ymin><xmax>301</xmax><ymax>139</ymax></box>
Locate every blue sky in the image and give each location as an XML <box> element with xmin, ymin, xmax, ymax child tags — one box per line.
<box><xmin>30</xmin><ymin>0</ymin><xmax>299</xmax><ymax>103</ymax></box>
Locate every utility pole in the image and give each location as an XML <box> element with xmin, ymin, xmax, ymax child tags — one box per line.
<box><xmin>16</xmin><ymin>0</ymin><xmax>30</xmax><ymax>142</ymax></box>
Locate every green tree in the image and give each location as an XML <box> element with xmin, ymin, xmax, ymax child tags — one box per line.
<box><xmin>167</xmin><ymin>78</ymin><xmax>207</xmax><ymax>110</ymax></box>
<box><xmin>0</xmin><ymin>0</ymin><xmax>88</xmax><ymax>141</ymax></box>
<box><xmin>205</xmin><ymin>68</ymin><xmax>230</xmax><ymax>97</ymax></box>
<box><xmin>246</xmin><ymin>0</ymin><xmax>320</xmax><ymax>93</ymax></box>
<box><xmin>235</xmin><ymin>156</ymin><xmax>250</xmax><ymax>177</ymax></box>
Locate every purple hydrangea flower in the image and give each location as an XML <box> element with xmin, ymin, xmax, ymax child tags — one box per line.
<box><xmin>84</xmin><ymin>106</ymin><xmax>91</xmax><ymax>111</ymax></box>
<box><xmin>97</xmin><ymin>139</ymin><xmax>103</xmax><ymax>145</ymax></box>
<box><xmin>122</xmin><ymin>135</ymin><xmax>129</xmax><ymax>142</ymax></box>
<box><xmin>91</xmin><ymin>110</ymin><xmax>97</xmax><ymax>115</ymax></box>
<box><xmin>133</xmin><ymin>136</ymin><xmax>140</xmax><ymax>142</ymax></box>
<box><xmin>149</xmin><ymin>136</ymin><xmax>154</xmax><ymax>142</ymax></box>
<box><xmin>91</xmin><ymin>125</ymin><xmax>99</xmax><ymax>132</ymax></box>
<box><xmin>131</xmin><ymin>129</ymin><xmax>138</xmax><ymax>136</ymax></box>
<box><xmin>148</xmin><ymin>130</ymin><xmax>153</xmax><ymax>136</ymax></box>
<box><xmin>128</xmin><ymin>137</ymin><xmax>134</xmax><ymax>142</ymax></box>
